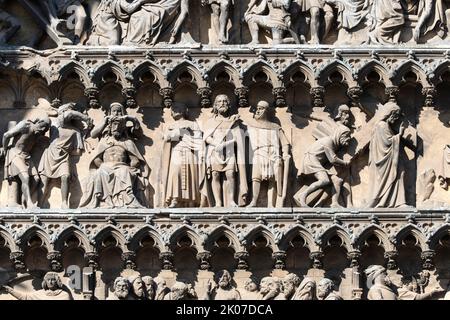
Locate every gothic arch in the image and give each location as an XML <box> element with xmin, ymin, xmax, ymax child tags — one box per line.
<box><xmin>18</xmin><ymin>226</ymin><xmax>52</xmax><ymax>252</ymax></box>
<box><xmin>204</xmin><ymin>225</ymin><xmax>244</xmax><ymax>253</ymax></box>
<box><xmin>132</xmin><ymin>61</ymin><xmax>168</xmax><ymax>88</ymax></box>
<box><xmin>57</xmin><ymin>61</ymin><xmax>91</xmax><ymax>87</ymax></box>
<box><xmin>244</xmin><ymin>225</ymin><xmax>279</xmax><ymax>252</ymax></box>
<box><xmin>353</xmin><ymin>224</ymin><xmax>395</xmax><ymax>251</ymax></box>
<box><xmin>0</xmin><ymin>227</ymin><xmax>18</xmax><ymax>252</ymax></box>
<box><xmin>128</xmin><ymin>225</ymin><xmax>165</xmax><ymax>253</ymax></box>
<box><xmin>167</xmin><ymin>61</ymin><xmax>207</xmax><ymax>89</ymax></box>
<box><xmin>318</xmin><ymin>60</ymin><xmax>358</xmax><ymax>87</ymax></box>
<box><xmin>392</xmin><ymin>60</ymin><xmax>431</xmax><ymax>87</ymax></box>
<box><xmin>427</xmin><ymin>224</ymin><xmax>450</xmax><ymax>249</ymax></box>
<box><xmin>208</xmin><ymin>61</ymin><xmax>242</xmax><ymax>87</ymax></box>
<box><xmin>282</xmin><ymin>60</ymin><xmax>316</xmax><ymax>87</ymax></box>
<box><xmin>243</xmin><ymin>61</ymin><xmax>281</xmax><ymax>87</ymax></box>
<box><xmin>318</xmin><ymin>225</ymin><xmax>354</xmax><ymax>252</ymax></box>
<box><xmin>358</xmin><ymin>60</ymin><xmax>392</xmax><ymax>87</ymax></box>
<box><xmin>93</xmin><ymin>225</ymin><xmax>128</xmax><ymax>251</ymax></box>
<box><xmin>169</xmin><ymin>225</ymin><xmax>205</xmax><ymax>252</ymax></box>
<box><xmin>53</xmin><ymin>226</ymin><xmax>93</xmax><ymax>252</ymax></box>
<box><xmin>431</xmin><ymin>60</ymin><xmax>450</xmax><ymax>85</ymax></box>
<box><xmin>394</xmin><ymin>224</ymin><xmax>429</xmax><ymax>251</ymax></box>
<box><xmin>278</xmin><ymin>225</ymin><xmax>318</xmax><ymax>252</ymax></box>
<box><xmin>92</xmin><ymin>61</ymin><xmax>128</xmax><ymax>88</ymax></box>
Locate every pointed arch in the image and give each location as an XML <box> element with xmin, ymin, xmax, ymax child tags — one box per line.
<box><xmin>204</xmin><ymin>225</ymin><xmax>244</xmax><ymax>252</ymax></box>
<box><xmin>243</xmin><ymin>61</ymin><xmax>281</xmax><ymax>87</ymax></box>
<box><xmin>25</xmin><ymin>66</ymin><xmax>52</xmax><ymax>86</ymax></box>
<box><xmin>431</xmin><ymin>60</ymin><xmax>450</xmax><ymax>85</ymax></box>
<box><xmin>93</xmin><ymin>225</ymin><xmax>127</xmax><ymax>251</ymax></box>
<box><xmin>128</xmin><ymin>225</ymin><xmax>165</xmax><ymax>253</ymax></box>
<box><xmin>92</xmin><ymin>61</ymin><xmax>128</xmax><ymax>88</ymax></box>
<box><xmin>318</xmin><ymin>60</ymin><xmax>357</xmax><ymax>87</ymax></box>
<box><xmin>208</xmin><ymin>61</ymin><xmax>242</xmax><ymax>87</ymax></box>
<box><xmin>282</xmin><ymin>60</ymin><xmax>317</xmax><ymax>87</ymax></box>
<box><xmin>244</xmin><ymin>225</ymin><xmax>279</xmax><ymax>252</ymax></box>
<box><xmin>353</xmin><ymin>224</ymin><xmax>394</xmax><ymax>251</ymax></box>
<box><xmin>392</xmin><ymin>60</ymin><xmax>431</xmax><ymax>87</ymax></box>
<box><xmin>169</xmin><ymin>225</ymin><xmax>204</xmax><ymax>252</ymax></box>
<box><xmin>0</xmin><ymin>226</ymin><xmax>18</xmax><ymax>252</ymax></box>
<box><xmin>53</xmin><ymin>225</ymin><xmax>93</xmax><ymax>252</ymax></box>
<box><xmin>318</xmin><ymin>225</ymin><xmax>354</xmax><ymax>252</ymax></box>
<box><xmin>279</xmin><ymin>225</ymin><xmax>319</xmax><ymax>252</ymax></box>
<box><xmin>132</xmin><ymin>60</ymin><xmax>168</xmax><ymax>88</ymax></box>
<box><xmin>428</xmin><ymin>224</ymin><xmax>450</xmax><ymax>249</ymax></box>
<box><xmin>57</xmin><ymin>61</ymin><xmax>91</xmax><ymax>87</ymax></box>
<box><xmin>394</xmin><ymin>224</ymin><xmax>429</xmax><ymax>251</ymax></box>
<box><xmin>18</xmin><ymin>226</ymin><xmax>52</xmax><ymax>252</ymax></box>
<box><xmin>358</xmin><ymin>60</ymin><xmax>392</xmax><ymax>86</ymax></box>
<box><xmin>167</xmin><ymin>60</ymin><xmax>207</xmax><ymax>88</ymax></box>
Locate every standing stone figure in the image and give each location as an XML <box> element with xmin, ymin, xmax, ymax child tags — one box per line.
<box><xmin>202</xmin><ymin>95</ymin><xmax>248</xmax><ymax>207</ymax></box>
<box><xmin>365</xmin><ymin>265</ymin><xmax>397</xmax><ymax>300</ymax></box>
<box><xmin>0</xmin><ymin>0</ymin><xmax>20</xmax><ymax>45</ymax></box>
<box><xmin>107</xmin><ymin>277</ymin><xmax>131</xmax><ymax>300</ymax></box>
<box><xmin>317</xmin><ymin>278</ymin><xmax>343</xmax><ymax>300</ymax></box>
<box><xmin>259</xmin><ymin>277</ymin><xmax>285</xmax><ymax>300</ymax></box>
<box><xmin>80</xmin><ymin>103</ymin><xmax>150</xmax><ymax>209</ymax></box>
<box><xmin>245</xmin><ymin>0</ymin><xmax>293</xmax><ymax>45</ymax></box>
<box><xmin>205</xmin><ymin>270</ymin><xmax>241</xmax><ymax>300</ymax></box>
<box><xmin>282</xmin><ymin>273</ymin><xmax>301</xmax><ymax>300</ymax></box>
<box><xmin>39</xmin><ymin>103</ymin><xmax>92</xmax><ymax>209</ymax></box>
<box><xmin>1</xmin><ymin>117</ymin><xmax>50</xmax><ymax>208</ymax></box>
<box><xmin>88</xmin><ymin>0</ymin><xmax>153</xmax><ymax>45</ymax></box>
<box><xmin>247</xmin><ymin>101</ymin><xmax>291</xmax><ymax>208</ymax></box>
<box><xmin>365</xmin><ymin>102</ymin><xmax>408</xmax><ymax>208</ymax></box>
<box><xmin>295</xmin><ymin>124</ymin><xmax>351</xmax><ymax>208</ymax></box>
<box><xmin>367</xmin><ymin>0</ymin><xmax>404</xmax><ymax>44</ymax></box>
<box><xmin>397</xmin><ymin>276</ymin><xmax>445</xmax><ymax>300</ymax></box>
<box><xmin>202</xmin><ymin>0</ymin><xmax>233</xmax><ymax>44</ymax></box>
<box><xmin>295</xmin><ymin>0</ymin><xmax>334</xmax><ymax>44</ymax></box>
<box><xmin>1</xmin><ymin>272</ymin><xmax>72</xmax><ymax>300</ymax></box>
<box><xmin>161</xmin><ymin>103</ymin><xmax>203</xmax><ymax>208</ymax></box>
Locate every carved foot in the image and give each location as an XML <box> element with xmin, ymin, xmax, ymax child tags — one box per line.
<box><xmin>229</xmin><ymin>201</ymin><xmax>238</xmax><ymax>208</ymax></box>
<box><xmin>169</xmin><ymin>200</ymin><xmax>178</xmax><ymax>208</ymax></box>
<box><xmin>297</xmin><ymin>192</ymin><xmax>309</xmax><ymax>208</ymax></box>
<box><xmin>247</xmin><ymin>202</ymin><xmax>257</xmax><ymax>208</ymax></box>
<box><xmin>331</xmin><ymin>202</ymin><xmax>343</xmax><ymax>209</ymax></box>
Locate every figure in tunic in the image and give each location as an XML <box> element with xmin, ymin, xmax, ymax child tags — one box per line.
<box><xmin>245</xmin><ymin>0</ymin><xmax>293</xmax><ymax>45</ymax></box>
<box><xmin>205</xmin><ymin>270</ymin><xmax>241</xmax><ymax>300</ymax></box>
<box><xmin>317</xmin><ymin>278</ymin><xmax>343</xmax><ymax>300</ymax></box>
<box><xmin>80</xmin><ymin>103</ymin><xmax>150</xmax><ymax>209</ymax></box>
<box><xmin>39</xmin><ymin>103</ymin><xmax>92</xmax><ymax>209</ymax></box>
<box><xmin>247</xmin><ymin>101</ymin><xmax>291</xmax><ymax>208</ymax></box>
<box><xmin>282</xmin><ymin>273</ymin><xmax>301</xmax><ymax>300</ymax></box>
<box><xmin>365</xmin><ymin>265</ymin><xmax>397</xmax><ymax>300</ymax></box>
<box><xmin>367</xmin><ymin>0</ymin><xmax>405</xmax><ymax>44</ymax></box>
<box><xmin>202</xmin><ymin>94</ymin><xmax>248</xmax><ymax>207</ymax></box>
<box><xmin>161</xmin><ymin>103</ymin><xmax>203</xmax><ymax>208</ymax></box>
<box><xmin>291</xmin><ymin>277</ymin><xmax>316</xmax><ymax>300</ymax></box>
<box><xmin>1</xmin><ymin>117</ymin><xmax>50</xmax><ymax>209</ymax></box>
<box><xmin>365</xmin><ymin>102</ymin><xmax>410</xmax><ymax>208</ymax></box>
<box><xmin>1</xmin><ymin>272</ymin><xmax>72</xmax><ymax>300</ymax></box>
<box><xmin>294</xmin><ymin>0</ymin><xmax>335</xmax><ymax>43</ymax></box>
<box><xmin>397</xmin><ymin>275</ymin><xmax>445</xmax><ymax>300</ymax></box>
<box><xmin>107</xmin><ymin>277</ymin><xmax>132</xmax><ymax>300</ymax></box>
<box><xmin>202</xmin><ymin>0</ymin><xmax>233</xmax><ymax>44</ymax></box>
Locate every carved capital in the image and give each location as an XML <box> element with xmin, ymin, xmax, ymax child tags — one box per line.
<box><xmin>159</xmin><ymin>251</ymin><xmax>175</xmax><ymax>271</ymax></box>
<box><xmin>197</xmin><ymin>87</ymin><xmax>213</xmax><ymax>108</ymax></box>
<box><xmin>272</xmin><ymin>87</ymin><xmax>287</xmax><ymax>108</ymax></box>
<box><xmin>9</xmin><ymin>251</ymin><xmax>26</xmax><ymax>273</ymax></box>
<box><xmin>84</xmin><ymin>87</ymin><xmax>101</xmax><ymax>109</ymax></box>
<box><xmin>159</xmin><ymin>87</ymin><xmax>174</xmax><ymax>108</ymax></box>
<box><xmin>384</xmin><ymin>251</ymin><xmax>398</xmax><ymax>270</ymax></box>
<box><xmin>422</xmin><ymin>87</ymin><xmax>437</xmax><ymax>108</ymax></box>
<box><xmin>234</xmin><ymin>251</ymin><xmax>249</xmax><ymax>270</ymax></box>
<box><xmin>84</xmin><ymin>252</ymin><xmax>99</xmax><ymax>270</ymax></box>
<box><xmin>347</xmin><ymin>86</ymin><xmax>363</xmax><ymax>107</ymax></box>
<box><xmin>310</xmin><ymin>251</ymin><xmax>324</xmax><ymax>269</ymax></box>
<box><xmin>121</xmin><ymin>251</ymin><xmax>137</xmax><ymax>270</ymax></box>
<box><xmin>47</xmin><ymin>251</ymin><xmax>63</xmax><ymax>272</ymax></box>
<box><xmin>310</xmin><ymin>86</ymin><xmax>325</xmax><ymax>108</ymax></box>
<box><xmin>421</xmin><ymin>250</ymin><xmax>436</xmax><ymax>270</ymax></box>
<box><xmin>347</xmin><ymin>250</ymin><xmax>362</xmax><ymax>268</ymax></box>
<box><xmin>122</xmin><ymin>87</ymin><xmax>138</xmax><ymax>109</ymax></box>
<box><xmin>196</xmin><ymin>251</ymin><xmax>212</xmax><ymax>271</ymax></box>
<box><xmin>272</xmin><ymin>250</ymin><xmax>287</xmax><ymax>270</ymax></box>
<box><xmin>234</xmin><ymin>87</ymin><xmax>250</xmax><ymax>108</ymax></box>
<box><xmin>385</xmin><ymin>86</ymin><xmax>399</xmax><ymax>103</ymax></box>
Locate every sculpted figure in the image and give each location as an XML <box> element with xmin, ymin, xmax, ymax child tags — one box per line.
<box><xmin>164</xmin><ymin>282</ymin><xmax>194</xmax><ymax>300</ymax></box>
<box><xmin>0</xmin><ymin>0</ymin><xmax>20</xmax><ymax>45</ymax></box>
<box><xmin>367</xmin><ymin>0</ymin><xmax>404</xmax><ymax>44</ymax></box>
<box><xmin>205</xmin><ymin>270</ymin><xmax>241</xmax><ymax>300</ymax></box>
<box><xmin>317</xmin><ymin>278</ymin><xmax>343</xmax><ymax>300</ymax></box>
<box><xmin>39</xmin><ymin>103</ymin><xmax>92</xmax><ymax>209</ymax></box>
<box><xmin>365</xmin><ymin>265</ymin><xmax>397</xmax><ymax>300</ymax></box>
<box><xmin>259</xmin><ymin>277</ymin><xmax>285</xmax><ymax>300</ymax></box>
<box><xmin>202</xmin><ymin>0</ymin><xmax>233</xmax><ymax>44</ymax></box>
<box><xmin>282</xmin><ymin>273</ymin><xmax>301</xmax><ymax>300</ymax></box>
<box><xmin>247</xmin><ymin>101</ymin><xmax>291</xmax><ymax>208</ymax></box>
<box><xmin>1</xmin><ymin>272</ymin><xmax>71</xmax><ymax>300</ymax></box>
<box><xmin>291</xmin><ymin>277</ymin><xmax>316</xmax><ymax>300</ymax></box>
<box><xmin>80</xmin><ymin>103</ymin><xmax>150</xmax><ymax>209</ymax></box>
<box><xmin>142</xmin><ymin>276</ymin><xmax>156</xmax><ymax>300</ymax></box>
<box><xmin>161</xmin><ymin>103</ymin><xmax>203</xmax><ymax>208</ymax></box>
<box><xmin>295</xmin><ymin>0</ymin><xmax>334</xmax><ymax>43</ymax></box>
<box><xmin>439</xmin><ymin>144</ymin><xmax>450</xmax><ymax>189</ymax></box>
<box><xmin>365</xmin><ymin>102</ymin><xmax>411</xmax><ymax>208</ymax></box>
<box><xmin>202</xmin><ymin>95</ymin><xmax>248</xmax><ymax>207</ymax></box>
<box><xmin>245</xmin><ymin>0</ymin><xmax>293</xmax><ymax>45</ymax></box>
<box><xmin>295</xmin><ymin>123</ymin><xmax>351</xmax><ymax>208</ymax></box>
<box><xmin>154</xmin><ymin>277</ymin><xmax>170</xmax><ymax>300</ymax></box>
<box><xmin>128</xmin><ymin>275</ymin><xmax>146</xmax><ymax>300</ymax></box>
<box><xmin>107</xmin><ymin>277</ymin><xmax>131</xmax><ymax>300</ymax></box>
<box><xmin>240</xmin><ymin>279</ymin><xmax>260</xmax><ymax>300</ymax></box>
<box><xmin>1</xmin><ymin>116</ymin><xmax>50</xmax><ymax>208</ymax></box>
<box><xmin>397</xmin><ymin>275</ymin><xmax>445</xmax><ymax>300</ymax></box>
<box><xmin>88</xmin><ymin>0</ymin><xmax>153</xmax><ymax>45</ymax></box>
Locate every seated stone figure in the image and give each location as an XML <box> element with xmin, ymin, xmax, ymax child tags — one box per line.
<box><xmin>80</xmin><ymin>103</ymin><xmax>149</xmax><ymax>209</ymax></box>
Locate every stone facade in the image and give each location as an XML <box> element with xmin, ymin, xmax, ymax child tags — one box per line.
<box><xmin>0</xmin><ymin>0</ymin><xmax>449</xmax><ymax>300</ymax></box>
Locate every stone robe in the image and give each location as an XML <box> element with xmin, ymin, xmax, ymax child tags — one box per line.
<box><xmin>12</xmin><ymin>289</ymin><xmax>71</xmax><ymax>300</ymax></box>
<box><xmin>245</xmin><ymin>0</ymin><xmax>292</xmax><ymax>31</ymax></box>
<box><xmin>369</xmin><ymin>0</ymin><xmax>405</xmax><ymax>44</ymax></box>
<box><xmin>366</xmin><ymin>120</ymin><xmax>406</xmax><ymax>208</ymax></box>
<box><xmin>161</xmin><ymin>119</ymin><xmax>203</xmax><ymax>206</ymax></box>
<box><xmin>367</xmin><ymin>284</ymin><xmax>397</xmax><ymax>300</ymax></box>
<box><xmin>332</xmin><ymin>0</ymin><xmax>372</xmax><ymax>31</ymax></box>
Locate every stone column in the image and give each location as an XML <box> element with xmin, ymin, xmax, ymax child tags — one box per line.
<box><xmin>197</xmin><ymin>87</ymin><xmax>213</xmax><ymax>108</ymax></box>
<box><xmin>122</xmin><ymin>87</ymin><xmax>138</xmax><ymax>109</ymax></box>
<box><xmin>9</xmin><ymin>251</ymin><xmax>26</xmax><ymax>273</ymax></box>
<box><xmin>197</xmin><ymin>251</ymin><xmax>212</xmax><ymax>271</ymax></box>
<box><xmin>84</xmin><ymin>251</ymin><xmax>99</xmax><ymax>270</ymax></box>
<box><xmin>83</xmin><ymin>252</ymin><xmax>99</xmax><ymax>300</ymax></box>
<box><xmin>84</xmin><ymin>87</ymin><xmax>101</xmax><ymax>109</ymax></box>
<box><xmin>235</xmin><ymin>87</ymin><xmax>249</xmax><ymax>108</ymax></box>
<box><xmin>310</xmin><ymin>86</ymin><xmax>325</xmax><ymax>108</ymax></box>
<box><xmin>47</xmin><ymin>251</ymin><xmax>63</xmax><ymax>272</ymax></box>
<box><xmin>159</xmin><ymin>87</ymin><xmax>174</xmax><ymax>108</ymax></box>
<box><xmin>421</xmin><ymin>250</ymin><xmax>436</xmax><ymax>270</ymax></box>
<box><xmin>310</xmin><ymin>251</ymin><xmax>324</xmax><ymax>269</ymax></box>
<box><xmin>159</xmin><ymin>251</ymin><xmax>175</xmax><ymax>271</ymax></box>
<box><xmin>422</xmin><ymin>87</ymin><xmax>437</xmax><ymax>108</ymax></box>
<box><xmin>385</xmin><ymin>86</ymin><xmax>399</xmax><ymax>103</ymax></box>
<box><xmin>121</xmin><ymin>251</ymin><xmax>137</xmax><ymax>270</ymax></box>
<box><xmin>347</xmin><ymin>250</ymin><xmax>363</xmax><ymax>300</ymax></box>
<box><xmin>273</xmin><ymin>87</ymin><xmax>287</xmax><ymax>108</ymax></box>
<box><xmin>384</xmin><ymin>251</ymin><xmax>398</xmax><ymax>270</ymax></box>
<box><xmin>272</xmin><ymin>251</ymin><xmax>287</xmax><ymax>270</ymax></box>
<box><xmin>234</xmin><ymin>251</ymin><xmax>249</xmax><ymax>271</ymax></box>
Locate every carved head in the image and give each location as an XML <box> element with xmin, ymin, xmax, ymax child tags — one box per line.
<box><xmin>113</xmin><ymin>277</ymin><xmax>130</xmax><ymax>299</ymax></box>
<box><xmin>254</xmin><ymin>100</ymin><xmax>274</xmax><ymax>121</ymax></box>
<box><xmin>170</xmin><ymin>282</ymin><xmax>188</xmax><ymax>300</ymax></box>
<box><xmin>129</xmin><ymin>275</ymin><xmax>145</xmax><ymax>298</ymax></box>
<box><xmin>365</xmin><ymin>265</ymin><xmax>391</xmax><ymax>287</ymax></box>
<box><xmin>244</xmin><ymin>279</ymin><xmax>258</xmax><ymax>292</ymax></box>
<box><xmin>282</xmin><ymin>273</ymin><xmax>301</xmax><ymax>298</ymax></box>
<box><xmin>109</xmin><ymin>103</ymin><xmax>126</xmax><ymax>117</ymax></box>
<box><xmin>217</xmin><ymin>270</ymin><xmax>232</xmax><ymax>288</ymax></box>
<box><xmin>33</xmin><ymin>117</ymin><xmax>51</xmax><ymax>134</ymax></box>
<box><xmin>171</xmin><ymin>103</ymin><xmax>188</xmax><ymax>120</ymax></box>
<box><xmin>259</xmin><ymin>277</ymin><xmax>281</xmax><ymax>296</ymax></box>
<box><xmin>381</xmin><ymin>102</ymin><xmax>401</xmax><ymax>126</ymax></box>
<box><xmin>142</xmin><ymin>276</ymin><xmax>156</xmax><ymax>300</ymax></box>
<box><xmin>333</xmin><ymin>125</ymin><xmax>351</xmax><ymax>148</ymax></box>
<box><xmin>42</xmin><ymin>272</ymin><xmax>63</xmax><ymax>291</ymax></box>
<box><xmin>335</xmin><ymin>104</ymin><xmax>351</xmax><ymax>127</ymax></box>
<box><xmin>213</xmin><ymin>94</ymin><xmax>231</xmax><ymax>116</ymax></box>
<box><xmin>317</xmin><ymin>278</ymin><xmax>335</xmax><ymax>300</ymax></box>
